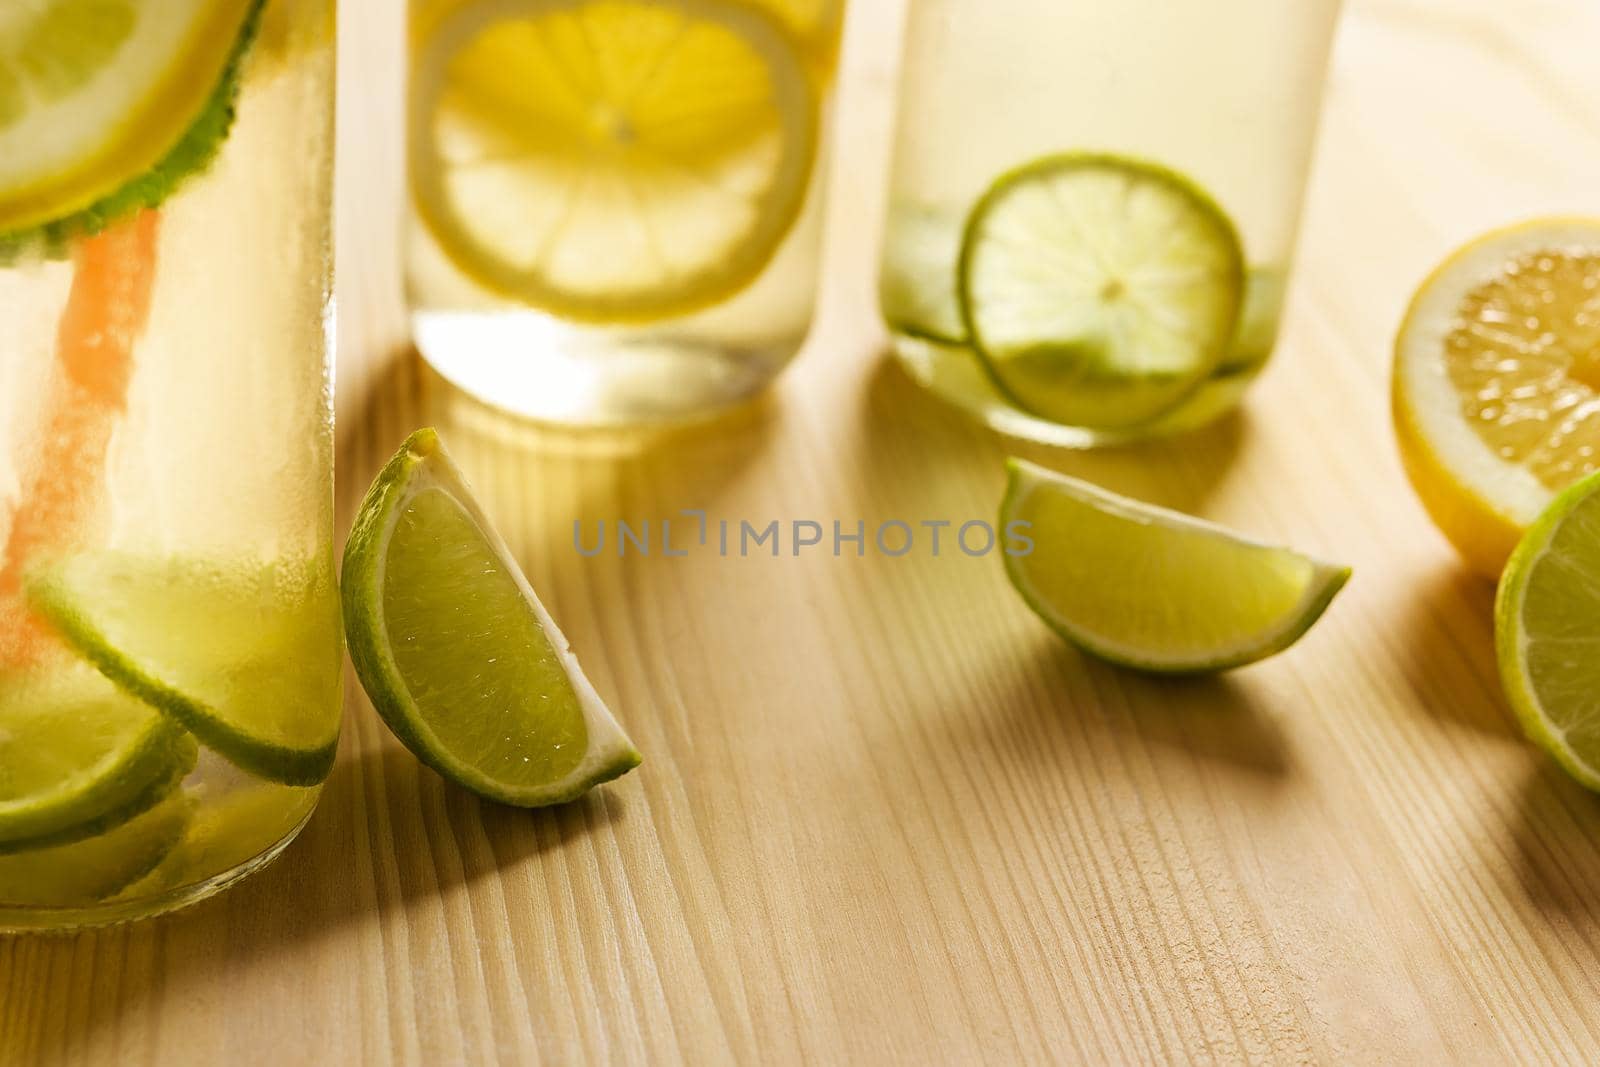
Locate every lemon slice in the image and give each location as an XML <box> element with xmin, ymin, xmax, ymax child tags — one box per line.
<box><xmin>0</xmin><ymin>0</ymin><xmax>260</xmax><ymax>238</ymax></box>
<box><xmin>409</xmin><ymin>0</ymin><xmax>818</xmax><ymax>324</ymax></box>
<box><xmin>1002</xmin><ymin>459</ymin><xmax>1350</xmax><ymax>674</ymax></box>
<box><xmin>959</xmin><ymin>154</ymin><xmax>1246</xmax><ymax>431</ymax></box>
<box><xmin>1394</xmin><ymin>219</ymin><xmax>1600</xmax><ymax>576</ymax></box>
<box><xmin>1495</xmin><ymin>470</ymin><xmax>1600</xmax><ymax>790</ymax></box>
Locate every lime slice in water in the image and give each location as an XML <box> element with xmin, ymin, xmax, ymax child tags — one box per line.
<box><xmin>1002</xmin><ymin>459</ymin><xmax>1350</xmax><ymax>674</ymax></box>
<box><xmin>1495</xmin><ymin>470</ymin><xmax>1600</xmax><ymax>791</ymax></box>
<box><xmin>880</xmin><ymin>201</ymin><xmax>967</xmax><ymax>344</ymax></box>
<box><xmin>0</xmin><ymin>786</ymin><xmax>191</xmax><ymax>908</ymax></box>
<box><xmin>343</xmin><ymin>429</ymin><xmax>641</xmax><ymax>807</ymax></box>
<box><xmin>0</xmin><ymin>0</ymin><xmax>264</xmax><ymax>245</ymax></box>
<box><xmin>0</xmin><ymin>667</ymin><xmax>195</xmax><ymax>849</ymax></box>
<box><xmin>25</xmin><ymin>555</ymin><xmax>344</xmax><ymax>787</ymax></box>
<box><xmin>959</xmin><ymin>153</ymin><xmax>1245</xmax><ymax>430</ymax></box>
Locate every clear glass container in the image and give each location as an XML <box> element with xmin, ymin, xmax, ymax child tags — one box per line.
<box><xmin>879</xmin><ymin>0</ymin><xmax>1343</xmax><ymax>446</ymax></box>
<box><xmin>0</xmin><ymin>0</ymin><xmax>340</xmax><ymax>931</ymax></box>
<box><xmin>406</xmin><ymin>0</ymin><xmax>845</xmax><ymax>426</ymax></box>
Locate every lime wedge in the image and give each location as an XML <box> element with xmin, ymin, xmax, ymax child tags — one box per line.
<box><xmin>343</xmin><ymin>429</ymin><xmax>641</xmax><ymax>806</ymax></box>
<box><xmin>1002</xmin><ymin>459</ymin><xmax>1350</xmax><ymax>674</ymax></box>
<box><xmin>958</xmin><ymin>153</ymin><xmax>1245</xmax><ymax>430</ymax></box>
<box><xmin>1495</xmin><ymin>470</ymin><xmax>1600</xmax><ymax>790</ymax></box>
<box><xmin>409</xmin><ymin>0</ymin><xmax>817</xmax><ymax>324</ymax></box>
<box><xmin>0</xmin><ymin>786</ymin><xmax>191</xmax><ymax>907</ymax></box>
<box><xmin>0</xmin><ymin>0</ymin><xmax>263</xmax><ymax>249</ymax></box>
<box><xmin>25</xmin><ymin>555</ymin><xmax>343</xmax><ymax>787</ymax></box>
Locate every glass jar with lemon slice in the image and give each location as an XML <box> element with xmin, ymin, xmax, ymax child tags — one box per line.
<box><xmin>407</xmin><ymin>0</ymin><xmax>846</xmax><ymax>425</ymax></box>
<box><xmin>879</xmin><ymin>0</ymin><xmax>1342</xmax><ymax>446</ymax></box>
<box><xmin>0</xmin><ymin>0</ymin><xmax>340</xmax><ymax>931</ymax></box>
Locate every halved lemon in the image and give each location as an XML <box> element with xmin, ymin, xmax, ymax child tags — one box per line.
<box><xmin>0</xmin><ymin>0</ymin><xmax>261</xmax><ymax>238</ymax></box>
<box><xmin>409</xmin><ymin>0</ymin><xmax>819</xmax><ymax>324</ymax></box>
<box><xmin>1394</xmin><ymin>219</ymin><xmax>1600</xmax><ymax>576</ymax></box>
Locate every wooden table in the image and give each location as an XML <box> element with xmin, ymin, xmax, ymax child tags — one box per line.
<box><xmin>8</xmin><ymin>0</ymin><xmax>1600</xmax><ymax>1062</ymax></box>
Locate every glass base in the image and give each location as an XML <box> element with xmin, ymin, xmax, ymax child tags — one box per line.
<box><xmin>890</xmin><ymin>332</ymin><xmax>1261</xmax><ymax>448</ymax></box>
<box><xmin>0</xmin><ymin>804</ymin><xmax>315</xmax><ymax>935</ymax></box>
<box><xmin>414</xmin><ymin>309</ymin><xmax>802</xmax><ymax>427</ymax></box>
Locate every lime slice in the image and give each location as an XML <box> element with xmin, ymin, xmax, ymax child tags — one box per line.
<box><xmin>0</xmin><ymin>786</ymin><xmax>191</xmax><ymax>907</ymax></box>
<box><xmin>25</xmin><ymin>555</ymin><xmax>344</xmax><ymax>787</ymax></box>
<box><xmin>409</xmin><ymin>0</ymin><xmax>818</xmax><ymax>324</ymax></box>
<box><xmin>1495</xmin><ymin>470</ymin><xmax>1600</xmax><ymax>790</ymax></box>
<box><xmin>343</xmin><ymin>429</ymin><xmax>641</xmax><ymax>806</ymax></box>
<box><xmin>959</xmin><ymin>153</ymin><xmax>1245</xmax><ymax>430</ymax></box>
<box><xmin>0</xmin><ymin>667</ymin><xmax>197</xmax><ymax>851</ymax></box>
<box><xmin>1002</xmin><ymin>459</ymin><xmax>1350</xmax><ymax>674</ymax></box>
<box><xmin>0</xmin><ymin>0</ymin><xmax>263</xmax><ymax>248</ymax></box>
<box><xmin>119</xmin><ymin>782</ymin><xmax>318</xmax><ymax>898</ymax></box>
<box><xmin>879</xmin><ymin>200</ymin><xmax>967</xmax><ymax>344</ymax></box>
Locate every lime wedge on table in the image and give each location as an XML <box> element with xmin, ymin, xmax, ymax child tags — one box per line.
<box><xmin>959</xmin><ymin>154</ymin><xmax>1245</xmax><ymax>430</ymax></box>
<box><xmin>0</xmin><ymin>667</ymin><xmax>195</xmax><ymax>849</ymax></box>
<box><xmin>0</xmin><ymin>787</ymin><xmax>191</xmax><ymax>908</ymax></box>
<box><xmin>409</xmin><ymin>0</ymin><xmax>818</xmax><ymax>323</ymax></box>
<box><xmin>25</xmin><ymin>555</ymin><xmax>344</xmax><ymax>787</ymax></box>
<box><xmin>343</xmin><ymin>429</ymin><xmax>640</xmax><ymax>807</ymax></box>
<box><xmin>1496</xmin><ymin>471</ymin><xmax>1600</xmax><ymax>791</ymax></box>
<box><xmin>1001</xmin><ymin>459</ymin><xmax>1350</xmax><ymax>674</ymax></box>
<box><xmin>0</xmin><ymin>0</ymin><xmax>263</xmax><ymax>245</ymax></box>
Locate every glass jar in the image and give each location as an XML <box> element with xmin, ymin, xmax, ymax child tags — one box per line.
<box><xmin>0</xmin><ymin>0</ymin><xmax>341</xmax><ymax>930</ymax></box>
<box><xmin>406</xmin><ymin>0</ymin><xmax>847</xmax><ymax>426</ymax></box>
<box><xmin>879</xmin><ymin>0</ymin><xmax>1343</xmax><ymax>446</ymax></box>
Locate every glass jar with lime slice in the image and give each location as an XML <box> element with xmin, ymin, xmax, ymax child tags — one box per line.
<box><xmin>878</xmin><ymin>0</ymin><xmax>1343</xmax><ymax>446</ymax></box>
<box><xmin>0</xmin><ymin>0</ymin><xmax>340</xmax><ymax>931</ymax></box>
<box><xmin>406</xmin><ymin>0</ymin><xmax>846</xmax><ymax>425</ymax></box>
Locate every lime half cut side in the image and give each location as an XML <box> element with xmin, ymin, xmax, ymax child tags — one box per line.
<box><xmin>0</xmin><ymin>667</ymin><xmax>195</xmax><ymax>849</ymax></box>
<box><xmin>410</xmin><ymin>0</ymin><xmax>818</xmax><ymax>324</ymax></box>
<box><xmin>1495</xmin><ymin>470</ymin><xmax>1600</xmax><ymax>791</ymax></box>
<box><xmin>25</xmin><ymin>555</ymin><xmax>344</xmax><ymax>787</ymax></box>
<box><xmin>1002</xmin><ymin>459</ymin><xmax>1350</xmax><ymax>674</ymax></box>
<box><xmin>0</xmin><ymin>0</ymin><xmax>263</xmax><ymax>242</ymax></box>
<box><xmin>343</xmin><ymin>429</ymin><xmax>641</xmax><ymax>807</ymax></box>
<box><xmin>959</xmin><ymin>154</ymin><xmax>1245</xmax><ymax>431</ymax></box>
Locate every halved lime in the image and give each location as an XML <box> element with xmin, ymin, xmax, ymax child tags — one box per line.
<box><xmin>1002</xmin><ymin>459</ymin><xmax>1350</xmax><ymax>674</ymax></box>
<box><xmin>0</xmin><ymin>0</ymin><xmax>263</xmax><ymax>247</ymax></box>
<box><xmin>343</xmin><ymin>429</ymin><xmax>641</xmax><ymax>806</ymax></box>
<box><xmin>1495</xmin><ymin>470</ymin><xmax>1600</xmax><ymax>790</ymax></box>
<box><xmin>0</xmin><ymin>667</ymin><xmax>193</xmax><ymax>847</ymax></box>
<box><xmin>959</xmin><ymin>154</ymin><xmax>1245</xmax><ymax>430</ymax></box>
<box><xmin>25</xmin><ymin>555</ymin><xmax>344</xmax><ymax>787</ymax></box>
<box><xmin>410</xmin><ymin>0</ymin><xmax>818</xmax><ymax>324</ymax></box>
<box><xmin>0</xmin><ymin>786</ymin><xmax>191</xmax><ymax>907</ymax></box>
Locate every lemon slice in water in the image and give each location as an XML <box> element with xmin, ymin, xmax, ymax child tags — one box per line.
<box><xmin>409</xmin><ymin>0</ymin><xmax>818</xmax><ymax>324</ymax></box>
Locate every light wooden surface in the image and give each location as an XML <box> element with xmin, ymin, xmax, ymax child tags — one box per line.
<box><xmin>7</xmin><ymin>0</ymin><xmax>1600</xmax><ymax>1063</ymax></box>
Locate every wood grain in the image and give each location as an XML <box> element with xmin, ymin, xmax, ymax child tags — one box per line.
<box><xmin>7</xmin><ymin>0</ymin><xmax>1600</xmax><ymax>1062</ymax></box>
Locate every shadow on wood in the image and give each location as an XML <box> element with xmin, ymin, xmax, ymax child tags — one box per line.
<box><xmin>1397</xmin><ymin>564</ymin><xmax>1512</xmax><ymax>738</ymax></box>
